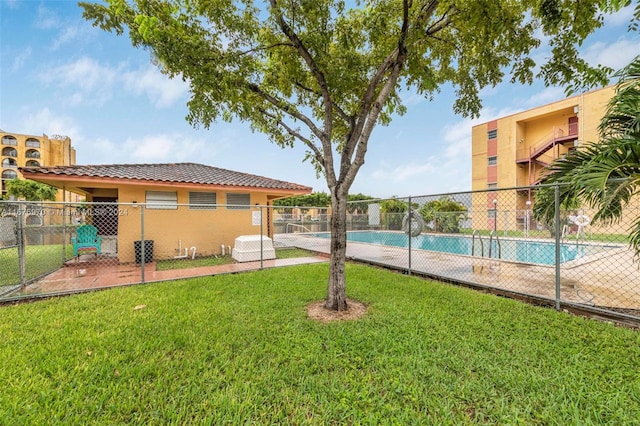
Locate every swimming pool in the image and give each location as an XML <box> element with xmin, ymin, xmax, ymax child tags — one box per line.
<box><xmin>312</xmin><ymin>231</ymin><xmax>617</xmax><ymax>265</ymax></box>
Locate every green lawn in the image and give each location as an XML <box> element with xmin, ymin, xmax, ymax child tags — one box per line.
<box><xmin>0</xmin><ymin>244</ymin><xmax>73</xmax><ymax>286</ymax></box>
<box><xmin>155</xmin><ymin>247</ymin><xmax>316</xmax><ymax>271</ymax></box>
<box><xmin>1</xmin><ymin>263</ymin><xmax>639</xmax><ymax>424</ymax></box>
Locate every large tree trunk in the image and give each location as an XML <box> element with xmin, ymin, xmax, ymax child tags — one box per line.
<box><xmin>326</xmin><ymin>191</ymin><xmax>348</xmax><ymax>311</ymax></box>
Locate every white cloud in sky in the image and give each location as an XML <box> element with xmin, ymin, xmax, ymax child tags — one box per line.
<box><xmin>583</xmin><ymin>38</ymin><xmax>640</xmax><ymax>71</ymax></box>
<box><xmin>17</xmin><ymin>108</ymin><xmax>82</xmax><ymax>142</ymax></box>
<box><xmin>35</xmin><ymin>4</ymin><xmax>62</xmax><ymax>30</ymax></box>
<box><xmin>11</xmin><ymin>47</ymin><xmax>32</xmax><ymax>72</ymax></box>
<box><xmin>40</xmin><ymin>58</ymin><xmax>188</xmax><ymax>108</ymax></box>
<box><xmin>51</xmin><ymin>26</ymin><xmax>81</xmax><ymax>51</ymax></box>
<box><xmin>40</xmin><ymin>57</ymin><xmax>120</xmax><ymax>106</ymax></box>
<box><xmin>122</xmin><ymin>67</ymin><xmax>190</xmax><ymax>108</ymax></box>
<box><xmin>128</xmin><ymin>134</ymin><xmax>208</xmax><ymax>163</ymax></box>
<box><xmin>603</xmin><ymin>4</ymin><xmax>637</xmax><ymax>27</ymax></box>
<box><xmin>525</xmin><ymin>86</ymin><xmax>566</xmax><ymax>108</ymax></box>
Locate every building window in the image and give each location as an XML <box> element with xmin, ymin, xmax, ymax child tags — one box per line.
<box><xmin>488</xmin><ymin>129</ymin><xmax>497</xmax><ymax>140</ymax></box>
<box><xmin>488</xmin><ymin>156</ymin><xmax>497</xmax><ymax>166</ymax></box>
<box><xmin>487</xmin><ymin>183</ymin><xmax>498</xmax><ymax>189</ymax></box>
<box><xmin>189</xmin><ymin>192</ymin><xmax>217</xmax><ymax>210</ymax></box>
<box><xmin>25</xmin><ymin>160</ymin><xmax>40</xmax><ymax>167</ymax></box>
<box><xmin>25</xmin><ymin>149</ymin><xmax>40</xmax><ymax>159</ymax></box>
<box><xmin>2</xmin><ymin>147</ymin><xmax>17</xmax><ymax>157</ymax></box>
<box><xmin>226</xmin><ymin>193</ymin><xmax>250</xmax><ymax>210</ymax></box>
<box><xmin>2</xmin><ymin>158</ymin><xmax>17</xmax><ymax>168</ymax></box>
<box><xmin>25</xmin><ymin>138</ymin><xmax>41</xmax><ymax>148</ymax></box>
<box><xmin>145</xmin><ymin>191</ymin><xmax>178</xmax><ymax>209</ymax></box>
<box><xmin>2</xmin><ymin>136</ymin><xmax>17</xmax><ymax>146</ymax></box>
<box><xmin>1</xmin><ymin>169</ymin><xmax>18</xmax><ymax>193</ymax></box>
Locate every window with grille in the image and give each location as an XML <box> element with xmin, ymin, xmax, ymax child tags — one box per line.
<box><xmin>488</xmin><ymin>156</ymin><xmax>497</xmax><ymax>166</ymax></box>
<box><xmin>25</xmin><ymin>138</ymin><xmax>41</xmax><ymax>148</ymax></box>
<box><xmin>488</xmin><ymin>129</ymin><xmax>497</xmax><ymax>139</ymax></box>
<box><xmin>146</xmin><ymin>191</ymin><xmax>178</xmax><ymax>209</ymax></box>
<box><xmin>226</xmin><ymin>193</ymin><xmax>250</xmax><ymax>210</ymax></box>
<box><xmin>189</xmin><ymin>192</ymin><xmax>217</xmax><ymax>210</ymax></box>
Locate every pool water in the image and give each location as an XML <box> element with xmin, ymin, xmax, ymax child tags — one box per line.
<box><xmin>313</xmin><ymin>231</ymin><xmax>616</xmax><ymax>265</ymax></box>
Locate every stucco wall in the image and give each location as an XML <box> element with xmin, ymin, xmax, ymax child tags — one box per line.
<box><xmin>112</xmin><ymin>185</ymin><xmax>272</xmax><ymax>263</ymax></box>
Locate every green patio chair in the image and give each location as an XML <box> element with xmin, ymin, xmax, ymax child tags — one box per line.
<box><xmin>72</xmin><ymin>224</ymin><xmax>102</xmax><ymax>260</ymax></box>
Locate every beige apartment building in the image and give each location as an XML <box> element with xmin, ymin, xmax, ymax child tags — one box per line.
<box><xmin>1</xmin><ymin>130</ymin><xmax>78</xmax><ymax>201</ymax></box>
<box><xmin>471</xmin><ymin>86</ymin><xmax>616</xmax><ymax>232</ymax></box>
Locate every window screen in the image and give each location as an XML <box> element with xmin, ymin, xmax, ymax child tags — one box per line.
<box><xmin>146</xmin><ymin>191</ymin><xmax>178</xmax><ymax>209</ymax></box>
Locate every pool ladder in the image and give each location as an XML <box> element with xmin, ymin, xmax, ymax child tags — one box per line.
<box><xmin>471</xmin><ymin>230</ymin><xmax>484</xmax><ymax>257</ymax></box>
<box><xmin>488</xmin><ymin>231</ymin><xmax>501</xmax><ymax>259</ymax></box>
<box><xmin>471</xmin><ymin>230</ymin><xmax>501</xmax><ymax>259</ymax></box>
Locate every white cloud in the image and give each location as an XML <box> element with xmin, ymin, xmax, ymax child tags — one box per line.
<box><xmin>51</xmin><ymin>26</ymin><xmax>80</xmax><ymax>51</ymax></box>
<box><xmin>40</xmin><ymin>58</ymin><xmax>188</xmax><ymax>108</ymax></box>
<box><xmin>583</xmin><ymin>38</ymin><xmax>640</xmax><ymax>71</ymax></box>
<box><xmin>17</xmin><ymin>108</ymin><xmax>82</xmax><ymax>142</ymax></box>
<box><xmin>525</xmin><ymin>86</ymin><xmax>565</xmax><ymax>108</ymax></box>
<box><xmin>11</xmin><ymin>47</ymin><xmax>32</xmax><ymax>72</ymax></box>
<box><xmin>603</xmin><ymin>4</ymin><xmax>636</xmax><ymax>27</ymax></box>
<box><xmin>40</xmin><ymin>57</ymin><xmax>120</xmax><ymax>106</ymax></box>
<box><xmin>122</xmin><ymin>67</ymin><xmax>189</xmax><ymax>108</ymax></box>
<box><xmin>128</xmin><ymin>134</ymin><xmax>207</xmax><ymax>163</ymax></box>
<box><xmin>35</xmin><ymin>4</ymin><xmax>62</xmax><ymax>30</ymax></box>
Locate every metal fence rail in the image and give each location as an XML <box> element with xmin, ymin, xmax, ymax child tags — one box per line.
<box><xmin>1</xmin><ymin>185</ymin><xmax>639</xmax><ymax>324</ymax></box>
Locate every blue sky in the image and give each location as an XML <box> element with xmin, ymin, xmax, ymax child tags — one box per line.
<box><xmin>1</xmin><ymin>1</ymin><xmax>639</xmax><ymax>198</ymax></box>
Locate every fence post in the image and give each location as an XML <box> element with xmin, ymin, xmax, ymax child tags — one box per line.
<box><xmin>62</xmin><ymin>204</ymin><xmax>67</xmax><ymax>266</ymax></box>
<box><xmin>554</xmin><ymin>184</ymin><xmax>561</xmax><ymax>311</ymax></box>
<box><xmin>140</xmin><ymin>204</ymin><xmax>145</xmax><ymax>284</ymax></box>
<box><xmin>260</xmin><ymin>206</ymin><xmax>264</xmax><ymax>270</ymax></box>
<box><xmin>408</xmin><ymin>196</ymin><xmax>412</xmax><ymax>276</ymax></box>
<box><xmin>17</xmin><ymin>203</ymin><xmax>26</xmax><ymax>289</ymax></box>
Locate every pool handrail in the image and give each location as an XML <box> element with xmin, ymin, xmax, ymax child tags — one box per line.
<box><xmin>471</xmin><ymin>230</ymin><xmax>484</xmax><ymax>257</ymax></box>
<box><xmin>285</xmin><ymin>223</ymin><xmax>312</xmax><ymax>233</ymax></box>
<box><xmin>488</xmin><ymin>230</ymin><xmax>501</xmax><ymax>259</ymax></box>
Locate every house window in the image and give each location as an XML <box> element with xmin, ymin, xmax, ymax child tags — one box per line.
<box><xmin>2</xmin><ymin>158</ymin><xmax>17</xmax><ymax>168</ymax></box>
<box><xmin>1</xmin><ymin>170</ymin><xmax>18</xmax><ymax>193</ymax></box>
<box><xmin>25</xmin><ymin>160</ymin><xmax>40</xmax><ymax>167</ymax></box>
<box><xmin>226</xmin><ymin>193</ymin><xmax>250</xmax><ymax>210</ymax></box>
<box><xmin>25</xmin><ymin>138</ymin><xmax>41</xmax><ymax>148</ymax></box>
<box><xmin>146</xmin><ymin>191</ymin><xmax>178</xmax><ymax>209</ymax></box>
<box><xmin>25</xmin><ymin>149</ymin><xmax>40</xmax><ymax>159</ymax></box>
<box><xmin>2</xmin><ymin>147</ymin><xmax>17</xmax><ymax>157</ymax></box>
<box><xmin>488</xmin><ymin>129</ymin><xmax>497</xmax><ymax>139</ymax></box>
<box><xmin>487</xmin><ymin>183</ymin><xmax>497</xmax><ymax>189</ymax></box>
<box><xmin>189</xmin><ymin>192</ymin><xmax>217</xmax><ymax>210</ymax></box>
<box><xmin>2</xmin><ymin>136</ymin><xmax>17</xmax><ymax>146</ymax></box>
<box><xmin>488</xmin><ymin>156</ymin><xmax>497</xmax><ymax>166</ymax></box>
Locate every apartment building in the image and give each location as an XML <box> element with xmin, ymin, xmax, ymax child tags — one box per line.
<box><xmin>471</xmin><ymin>85</ymin><xmax>616</xmax><ymax>231</ymax></box>
<box><xmin>1</xmin><ymin>130</ymin><xmax>77</xmax><ymax>201</ymax></box>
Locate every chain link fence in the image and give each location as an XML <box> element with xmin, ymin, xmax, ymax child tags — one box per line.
<box><xmin>1</xmin><ymin>185</ymin><xmax>639</xmax><ymax>324</ymax></box>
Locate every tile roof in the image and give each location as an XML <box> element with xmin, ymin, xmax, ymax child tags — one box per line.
<box><xmin>20</xmin><ymin>163</ymin><xmax>312</xmax><ymax>191</ymax></box>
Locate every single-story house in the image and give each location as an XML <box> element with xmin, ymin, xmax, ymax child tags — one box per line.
<box><xmin>19</xmin><ymin>163</ymin><xmax>312</xmax><ymax>263</ymax></box>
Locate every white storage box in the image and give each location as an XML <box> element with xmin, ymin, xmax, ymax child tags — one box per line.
<box><xmin>232</xmin><ymin>235</ymin><xmax>276</xmax><ymax>262</ymax></box>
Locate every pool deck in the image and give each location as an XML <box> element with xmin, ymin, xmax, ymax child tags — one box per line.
<box><xmin>275</xmin><ymin>233</ymin><xmax>640</xmax><ymax>310</ymax></box>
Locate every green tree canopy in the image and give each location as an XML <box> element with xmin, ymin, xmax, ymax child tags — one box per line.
<box><xmin>419</xmin><ymin>197</ymin><xmax>467</xmax><ymax>233</ymax></box>
<box><xmin>5</xmin><ymin>179</ymin><xmax>57</xmax><ymax>201</ymax></box>
<box><xmin>273</xmin><ymin>192</ymin><xmax>331</xmax><ymax>208</ymax></box>
<box><xmin>81</xmin><ymin>0</ymin><xmax>626</xmax><ymax>310</ymax></box>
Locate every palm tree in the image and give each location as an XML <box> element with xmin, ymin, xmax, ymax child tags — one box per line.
<box><xmin>534</xmin><ymin>55</ymin><xmax>640</xmax><ymax>256</ymax></box>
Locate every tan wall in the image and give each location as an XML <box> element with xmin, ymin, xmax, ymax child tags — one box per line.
<box><xmin>470</xmin><ymin>86</ymin><xmax>617</xmax><ymax>225</ymax></box>
<box><xmin>109</xmin><ymin>185</ymin><xmax>273</xmax><ymax>263</ymax></box>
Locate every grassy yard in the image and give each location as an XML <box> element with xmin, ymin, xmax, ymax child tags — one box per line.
<box><xmin>155</xmin><ymin>247</ymin><xmax>316</xmax><ymax>271</ymax></box>
<box><xmin>1</xmin><ymin>263</ymin><xmax>639</xmax><ymax>424</ymax></box>
<box><xmin>0</xmin><ymin>244</ymin><xmax>73</xmax><ymax>286</ymax></box>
